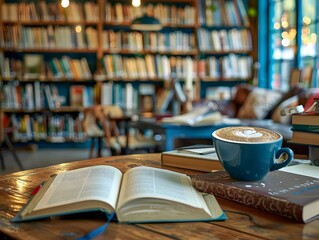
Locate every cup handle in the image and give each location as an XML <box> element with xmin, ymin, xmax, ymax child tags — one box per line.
<box><xmin>270</xmin><ymin>147</ymin><xmax>294</xmax><ymax>171</ymax></box>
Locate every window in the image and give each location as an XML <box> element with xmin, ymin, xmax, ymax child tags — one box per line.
<box><xmin>260</xmin><ymin>0</ymin><xmax>318</xmax><ymax>91</ymax></box>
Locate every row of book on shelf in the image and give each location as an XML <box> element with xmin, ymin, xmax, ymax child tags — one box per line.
<box><xmin>2</xmin><ymin>81</ymin><xmax>95</xmax><ymax>111</ymax></box>
<box><xmin>2</xmin><ymin>2</ymin><xmax>196</xmax><ymax>25</ymax></box>
<box><xmin>199</xmin><ymin>54</ymin><xmax>252</xmax><ymax>79</ymax></box>
<box><xmin>2</xmin><ymin>0</ymin><xmax>252</xmax><ymax>32</ymax></box>
<box><xmin>86</xmin><ymin>82</ymin><xmax>163</xmax><ymax>113</ymax></box>
<box><xmin>103</xmin><ymin>30</ymin><xmax>196</xmax><ymax>52</ymax></box>
<box><xmin>9</xmin><ymin>113</ymin><xmax>87</xmax><ymax>143</ymax></box>
<box><xmin>1</xmin><ymin>53</ymin><xmax>252</xmax><ymax>82</ymax></box>
<box><xmin>106</xmin><ymin>0</ymin><xmax>249</xmax><ymax>26</ymax></box>
<box><xmin>199</xmin><ymin>0</ymin><xmax>249</xmax><ymax>26</ymax></box>
<box><xmin>1</xmin><ymin>80</ymin><xmax>146</xmax><ymax>112</ymax></box>
<box><xmin>2</xmin><ymin>1</ymin><xmax>98</xmax><ymax>22</ymax></box>
<box><xmin>1</xmin><ymin>81</ymin><xmax>63</xmax><ymax>111</ymax></box>
<box><xmin>2</xmin><ymin>25</ymin><xmax>97</xmax><ymax>50</ymax></box>
<box><xmin>0</xmin><ymin>54</ymin><xmax>92</xmax><ymax>81</ymax></box>
<box><xmin>105</xmin><ymin>2</ymin><xmax>196</xmax><ymax>25</ymax></box>
<box><xmin>101</xmin><ymin>54</ymin><xmax>252</xmax><ymax>80</ymax></box>
<box><xmin>197</xmin><ymin>28</ymin><xmax>252</xmax><ymax>52</ymax></box>
<box><xmin>101</xmin><ymin>54</ymin><xmax>196</xmax><ymax>80</ymax></box>
<box><xmin>2</xmin><ymin>25</ymin><xmax>251</xmax><ymax>53</ymax></box>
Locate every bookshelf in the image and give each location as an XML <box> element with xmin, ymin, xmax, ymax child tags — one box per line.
<box><xmin>197</xmin><ymin>0</ymin><xmax>254</xmax><ymax>99</ymax></box>
<box><xmin>0</xmin><ymin>0</ymin><xmax>98</xmax><ymax>144</ymax></box>
<box><xmin>0</xmin><ymin>0</ymin><xmax>255</xmax><ymax>144</ymax></box>
<box><xmin>98</xmin><ymin>0</ymin><xmax>199</xmax><ymax>112</ymax></box>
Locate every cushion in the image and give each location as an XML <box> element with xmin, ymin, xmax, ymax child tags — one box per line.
<box><xmin>237</xmin><ymin>88</ymin><xmax>282</xmax><ymax>119</ymax></box>
<box><xmin>233</xmin><ymin>84</ymin><xmax>253</xmax><ymax>106</ymax></box>
<box><xmin>271</xmin><ymin>95</ymin><xmax>299</xmax><ymax>124</ymax></box>
<box><xmin>267</xmin><ymin>85</ymin><xmax>306</xmax><ymax>118</ymax></box>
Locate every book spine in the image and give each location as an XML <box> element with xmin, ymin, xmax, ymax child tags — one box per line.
<box><xmin>191</xmin><ymin>177</ymin><xmax>303</xmax><ymax>222</ymax></box>
<box><xmin>291</xmin><ymin>125</ymin><xmax>319</xmax><ymax>133</ymax></box>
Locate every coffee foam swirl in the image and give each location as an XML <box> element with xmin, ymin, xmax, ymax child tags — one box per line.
<box><xmin>215</xmin><ymin>127</ymin><xmax>281</xmax><ymax>143</ymax></box>
<box><xmin>234</xmin><ymin>129</ymin><xmax>263</xmax><ymax>138</ymax></box>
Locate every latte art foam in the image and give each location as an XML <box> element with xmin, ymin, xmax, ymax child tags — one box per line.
<box><xmin>234</xmin><ymin>129</ymin><xmax>263</xmax><ymax>138</ymax></box>
<box><xmin>215</xmin><ymin>127</ymin><xmax>281</xmax><ymax>143</ymax></box>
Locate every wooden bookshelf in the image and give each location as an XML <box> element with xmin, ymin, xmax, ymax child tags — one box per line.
<box><xmin>0</xmin><ymin>0</ymin><xmax>255</xmax><ymax>144</ymax></box>
<box><xmin>197</xmin><ymin>0</ymin><xmax>254</xmax><ymax>100</ymax></box>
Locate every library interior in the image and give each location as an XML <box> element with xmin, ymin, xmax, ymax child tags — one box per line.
<box><xmin>1</xmin><ymin>0</ymin><xmax>318</xmax><ymax>171</ymax></box>
<box><xmin>0</xmin><ymin>0</ymin><xmax>319</xmax><ymax>239</ymax></box>
<box><xmin>0</xmin><ymin>0</ymin><xmax>319</xmax><ymax>173</ymax></box>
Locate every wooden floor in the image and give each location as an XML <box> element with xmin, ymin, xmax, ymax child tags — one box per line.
<box><xmin>0</xmin><ymin>147</ymin><xmax>112</xmax><ymax>175</ymax></box>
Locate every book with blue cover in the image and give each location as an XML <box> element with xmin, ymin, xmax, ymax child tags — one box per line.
<box><xmin>12</xmin><ymin>165</ymin><xmax>226</xmax><ymax>223</ymax></box>
<box><xmin>291</xmin><ymin>125</ymin><xmax>319</xmax><ymax>133</ymax></box>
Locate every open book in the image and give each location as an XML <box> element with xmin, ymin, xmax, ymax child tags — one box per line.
<box><xmin>12</xmin><ymin>165</ymin><xmax>226</xmax><ymax>223</ymax></box>
<box><xmin>161</xmin><ymin>104</ymin><xmax>222</xmax><ymax>126</ymax></box>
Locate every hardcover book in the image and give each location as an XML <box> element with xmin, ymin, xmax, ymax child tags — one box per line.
<box><xmin>289</xmin><ymin>130</ymin><xmax>319</xmax><ymax>146</ymax></box>
<box><xmin>292</xmin><ymin>113</ymin><xmax>319</xmax><ymax>126</ymax></box>
<box><xmin>161</xmin><ymin>146</ymin><xmax>223</xmax><ymax>172</ymax></box>
<box><xmin>70</xmin><ymin>85</ymin><xmax>85</xmax><ymax>107</ymax></box>
<box><xmin>13</xmin><ymin>165</ymin><xmax>226</xmax><ymax>223</ymax></box>
<box><xmin>291</xmin><ymin>125</ymin><xmax>319</xmax><ymax>133</ymax></box>
<box><xmin>191</xmin><ymin>170</ymin><xmax>319</xmax><ymax>223</ymax></box>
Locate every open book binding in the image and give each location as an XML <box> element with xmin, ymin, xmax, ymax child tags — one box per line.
<box><xmin>12</xmin><ymin>165</ymin><xmax>226</xmax><ymax>223</ymax></box>
<box><xmin>161</xmin><ymin>104</ymin><xmax>222</xmax><ymax>126</ymax></box>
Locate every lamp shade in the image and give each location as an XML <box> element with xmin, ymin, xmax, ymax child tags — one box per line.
<box><xmin>131</xmin><ymin>14</ymin><xmax>162</xmax><ymax>31</ymax></box>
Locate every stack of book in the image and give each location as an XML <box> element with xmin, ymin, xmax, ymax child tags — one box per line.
<box><xmin>289</xmin><ymin>113</ymin><xmax>319</xmax><ymax>146</ymax></box>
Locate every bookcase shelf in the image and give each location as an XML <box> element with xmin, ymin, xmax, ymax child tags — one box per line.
<box><xmin>0</xmin><ymin>0</ymin><xmax>255</xmax><ymax>144</ymax></box>
<box><xmin>2</xmin><ymin>48</ymin><xmax>98</xmax><ymax>53</ymax></box>
<box><xmin>196</xmin><ymin>0</ymin><xmax>254</xmax><ymax>99</ymax></box>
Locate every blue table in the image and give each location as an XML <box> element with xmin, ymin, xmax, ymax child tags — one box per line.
<box><xmin>134</xmin><ymin>118</ymin><xmax>239</xmax><ymax>151</ymax></box>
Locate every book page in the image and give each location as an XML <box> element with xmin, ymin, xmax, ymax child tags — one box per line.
<box><xmin>161</xmin><ymin>104</ymin><xmax>221</xmax><ymax>126</ymax></box>
<box><xmin>117</xmin><ymin>166</ymin><xmax>210</xmax><ymax>213</ymax></box>
<box><xmin>177</xmin><ymin>145</ymin><xmax>216</xmax><ymax>155</ymax></box>
<box><xmin>161</xmin><ymin>105</ymin><xmax>212</xmax><ymax>125</ymax></box>
<box><xmin>280</xmin><ymin>163</ymin><xmax>319</xmax><ymax>179</ymax></box>
<box><xmin>34</xmin><ymin>165</ymin><xmax>122</xmax><ymax>211</ymax></box>
<box><xmin>195</xmin><ymin>112</ymin><xmax>222</xmax><ymax>126</ymax></box>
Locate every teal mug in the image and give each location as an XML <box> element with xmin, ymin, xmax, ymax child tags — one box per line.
<box><xmin>212</xmin><ymin>126</ymin><xmax>294</xmax><ymax>181</ymax></box>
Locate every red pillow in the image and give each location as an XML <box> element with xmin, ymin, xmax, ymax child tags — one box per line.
<box><xmin>304</xmin><ymin>91</ymin><xmax>319</xmax><ymax>112</ymax></box>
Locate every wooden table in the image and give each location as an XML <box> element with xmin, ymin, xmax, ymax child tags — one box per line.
<box><xmin>0</xmin><ymin>154</ymin><xmax>318</xmax><ymax>239</ymax></box>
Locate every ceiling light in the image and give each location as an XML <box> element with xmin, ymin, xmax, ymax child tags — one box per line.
<box><xmin>131</xmin><ymin>14</ymin><xmax>162</xmax><ymax>31</ymax></box>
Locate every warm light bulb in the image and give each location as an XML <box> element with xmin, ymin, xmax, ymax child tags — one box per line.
<box><xmin>75</xmin><ymin>25</ymin><xmax>82</xmax><ymax>33</ymax></box>
<box><xmin>132</xmin><ymin>0</ymin><xmax>141</xmax><ymax>7</ymax></box>
<box><xmin>281</xmin><ymin>38</ymin><xmax>290</xmax><ymax>47</ymax></box>
<box><xmin>274</xmin><ymin>22</ymin><xmax>280</xmax><ymax>30</ymax></box>
<box><xmin>61</xmin><ymin>0</ymin><xmax>69</xmax><ymax>8</ymax></box>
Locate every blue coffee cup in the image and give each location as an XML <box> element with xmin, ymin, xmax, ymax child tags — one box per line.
<box><xmin>212</xmin><ymin>126</ymin><xmax>294</xmax><ymax>181</ymax></box>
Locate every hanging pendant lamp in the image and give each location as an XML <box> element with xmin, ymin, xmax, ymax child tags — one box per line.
<box><xmin>131</xmin><ymin>13</ymin><xmax>162</xmax><ymax>31</ymax></box>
